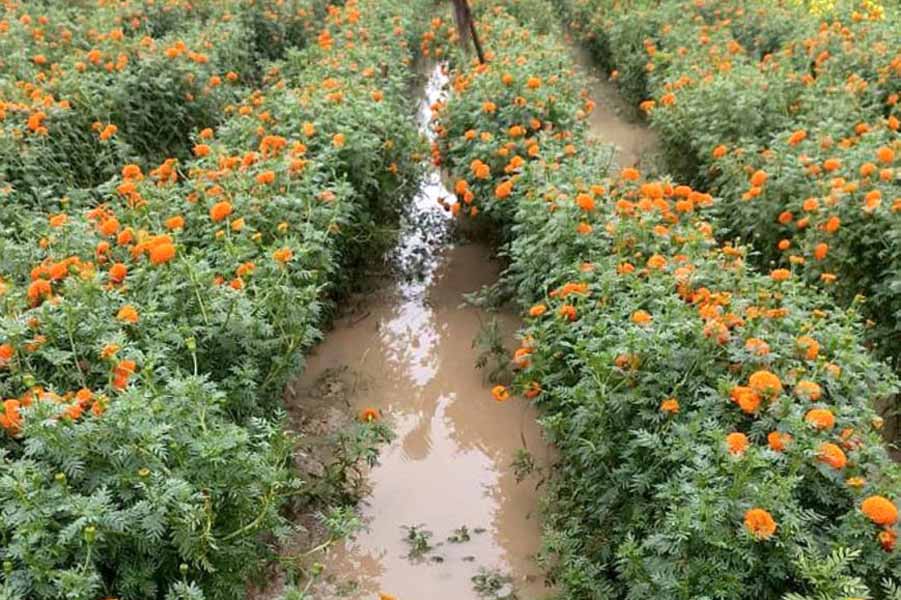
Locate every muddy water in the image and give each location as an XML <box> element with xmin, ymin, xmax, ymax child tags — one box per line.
<box><xmin>566</xmin><ymin>34</ymin><xmax>659</xmax><ymax>169</ymax></box>
<box><xmin>292</xmin><ymin>65</ymin><xmax>550</xmax><ymax>600</ymax></box>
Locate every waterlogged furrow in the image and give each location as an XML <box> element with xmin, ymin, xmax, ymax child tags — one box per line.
<box><xmin>431</xmin><ymin>7</ymin><xmax>900</xmax><ymax>599</ymax></box>
<box><xmin>296</xmin><ymin>63</ymin><xmax>549</xmax><ymax>600</ymax></box>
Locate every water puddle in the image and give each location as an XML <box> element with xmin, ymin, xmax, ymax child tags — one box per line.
<box><xmin>566</xmin><ymin>34</ymin><xmax>659</xmax><ymax>169</ymax></box>
<box><xmin>287</xmin><ymin>64</ymin><xmax>550</xmax><ymax>599</ymax></box>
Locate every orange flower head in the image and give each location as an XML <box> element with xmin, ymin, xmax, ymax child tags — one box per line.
<box><xmin>149</xmin><ymin>242</ymin><xmax>176</xmax><ymax>265</ymax></box>
<box><xmin>767</xmin><ymin>431</ymin><xmax>791</xmax><ymax>452</ymax></box>
<box><xmin>805</xmin><ymin>408</ymin><xmax>835</xmax><ymax>430</ymax></box>
<box><xmin>209</xmin><ymin>201</ymin><xmax>233</xmax><ymax>222</ymax></box>
<box><xmin>528</xmin><ymin>304</ymin><xmax>547</xmax><ymax>318</ymax></box>
<box><xmin>818</xmin><ymin>442</ymin><xmax>846</xmax><ymax>469</ymax></box>
<box><xmin>660</xmin><ymin>398</ymin><xmax>679</xmax><ymax>414</ymax></box>
<box><xmin>491</xmin><ymin>385</ymin><xmax>510</xmax><ymax>402</ymax></box>
<box><xmin>726</xmin><ymin>432</ymin><xmax>749</xmax><ymax>455</ymax></box>
<box><xmin>116</xmin><ymin>305</ymin><xmax>138</xmax><ymax>324</ymax></box>
<box><xmin>744</xmin><ymin>508</ymin><xmax>776</xmax><ymax>540</ymax></box>
<box><xmin>861</xmin><ymin>496</ymin><xmax>898</xmax><ymax>526</ymax></box>
<box><xmin>748</xmin><ymin>370</ymin><xmax>782</xmax><ymax>398</ymax></box>
<box><xmin>359</xmin><ymin>407</ymin><xmax>380</xmax><ymax>422</ymax></box>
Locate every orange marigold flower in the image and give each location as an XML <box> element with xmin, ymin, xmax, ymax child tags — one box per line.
<box><xmin>117</xmin><ymin>305</ymin><xmax>139</xmax><ymax>324</ymax></box>
<box><xmin>787</xmin><ymin>130</ymin><xmax>807</xmax><ymax>145</ymax></box>
<box><xmin>744</xmin><ymin>508</ymin><xmax>776</xmax><ymax>540</ymax></box>
<box><xmin>797</xmin><ymin>335</ymin><xmax>819</xmax><ymax>360</ymax></box>
<box><xmin>273</xmin><ymin>247</ymin><xmax>293</xmax><ymax>263</ymax></box>
<box><xmin>794</xmin><ymin>380</ymin><xmax>822</xmax><ymax>401</ymax></box>
<box><xmin>109</xmin><ymin>262</ymin><xmax>128</xmax><ymax>284</ymax></box>
<box><xmin>193</xmin><ymin>144</ymin><xmax>211</xmax><ymax>157</ymax></box>
<box><xmin>621</xmin><ymin>167</ymin><xmax>640</xmax><ymax>181</ymax></box>
<box><xmin>770</xmin><ymin>268</ymin><xmax>791</xmax><ymax>281</ymax></box>
<box><xmin>726</xmin><ymin>432</ymin><xmax>749</xmax><ymax>455</ymax></box>
<box><xmin>876</xmin><ymin>146</ymin><xmax>895</xmax><ymax>164</ymax></box>
<box><xmin>712</xmin><ymin>145</ymin><xmax>728</xmax><ymax>159</ymax></box>
<box><xmin>209</xmin><ymin>201</ymin><xmax>233</xmax><ymax>222</ymax></box>
<box><xmin>559</xmin><ymin>304</ymin><xmax>577</xmax><ymax>321</ymax></box>
<box><xmin>491</xmin><ymin>385</ymin><xmax>510</xmax><ymax>402</ymax></box>
<box><xmin>731</xmin><ymin>385</ymin><xmax>761</xmax><ymax>414</ymax></box>
<box><xmin>495</xmin><ymin>180</ymin><xmax>513</xmax><ymax>199</ymax></box>
<box><xmin>359</xmin><ymin>407</ymin><xmax>380</xmax><ymax>422</ymax></box>
<box><xmin>660</xmin><ymin>398</ymin><xmax>679</xmax><ymax>414</ymax></box>
<box><xmin>748</xmin><ymin>370</ymin><xmax>782</xmax><ymax>397</ymax></box>
<box><xmin>149</xmin><ymin>242</ymin><xmax>176</xmax><ymax>265</ymax></box>
<box><xmin>0</xmin><ymin>343</ymin><xmax>14</xmax><ymax>365</ymax></box>
<box><xmin>749</xmin><ymin>170</ymin><xmax>768</xmax><ymax>187</ymax></box>
<box><xmin>806</xmin><ymin>408</ymin><xmax>835</xmax><ymax>430</ymax></box>
<box><xmin>767</xmin><ymin>431</ymin><xmax>791</xmax><ymax>452</ymax></box>
<box><xmin>165</xmin><ymin>216</ymin><xmax>184</xmax><ymax>231</ymax></box>
<box><xmin>823</xmin><ymin>158</ymin><xmax>841</xmax><ymax>172</ymax></box>
<box><xmin>576</xmin><ymin>193</ymin><xmax>595</xmax><ymax>211</ymax></box>
<box><xmin>631</xmin><ymin>310</ymin><xmax>652</xmax><ymax>326</ymax></box>
<box><xmin>256</xmin><ymin>170</ymin><xmax>276</xmax><ymax>185</ymax></box>
<box><xmin>818</xmin><ymin>442</ymin><xmax>846</xmax><ymax>469</ymax></box>
<box><xmin>861</xmin><ymin>496</ymin><xmax>898</xmax><ymax>526</ymax></box>
<box><xmin>528</xmin><ymin>304</ymin><xmax>547</xmax><ymax>318</ymax></box>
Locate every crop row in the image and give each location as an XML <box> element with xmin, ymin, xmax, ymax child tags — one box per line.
<box><xmin>0</xmin><ymin>0</ymin><xmax>428</xmax><ymax>598</ymax></box>
<box><xmin>429</xmin><ymin>6</ymin><xmax>900</xmax><ymax>599</ymax></box>
<box><xmin>559</xmin><ymin>0</ymin><xmax>901</xmax><ymax>371</ymax></box>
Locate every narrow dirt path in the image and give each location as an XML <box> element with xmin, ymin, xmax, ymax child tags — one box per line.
<box><xmin>288</xmin><ymin>65</ymin><xmax>550</xmax><ymax>600</ymax></box>
<box><xmin>565</xmin><ymin>34</ymin><xmax>659</xmax><ymax>168</ymax></box>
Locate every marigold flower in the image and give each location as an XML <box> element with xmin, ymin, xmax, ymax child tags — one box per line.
<box><xmin>805</xmin><ymin>408</ymin><xmax>835</xmax><ymax>430</ymax></box>
<box><xmin>712</xmin><ymin>145</ymin><xmax>728</xmax><ymax>158</ymax></box>
<box><xmin>748</xmin><ymin>370</ymin><xmax>782</xmax><ymax>398</ymax></box>
<box><xmin>117</xmin><ymin>305</ymin><xmax>138</xmax><ymax>324</ymax></box>
<box><xmin>731</xmin><ymin>386</ymin><xmax>760</xmax><ymax>414</ymax></box>
<box><xmin>767</xmin><ymin>431</ymin><xmax>791</xmax><ymax>452</ymax></box>
<box><xmin>209</xmin><ymin>201</ymin><xmax>233</xmax><ymax>222</ymax></box>
<box><xmin>660</xmin><ymin>398</ymin><xmax>679</xmax><ymax>414</ymax></box>
<box><xmin>559</xmin><ymin>304</ymin><xmax>577</xmax><ymax>321</ymax></box>
<box><xmin>796</xmin><ymin>335</ymin><xmax>819</xmax><ymax>360</ymax></box>
<box><xmin>727</xmin><ymin>432</ymin><xmax>749</xmax><ymax>455</ymax></box>
<box><xmin>818</xmin><ymin>442</ymin><xmax>846</xmax><ymax>469</ymax></box>
<box><xmin>495</xmin><ymin>180</ymin><xmax>513</xmax><ymax>199</ymax></box>
<box><xmin>794</xmin><ymin>380</ymin><xmax>822</xmax><ymax>402</ymax></box>
<box><xmin>744</xmin><ymin>508</ymin><xmax>776</xmax><ymax>540</ymax></box>
<box><xmin>109</xmin><ymin>262</ymin><xmax>127</xmax><ymax>284</ymax></box>
<box><xmin>528</xmin><ymin>304</ymin><xmax>546</xmax><ymax>318</ymax></box>
<box><xmin>576</xmin><ymin>193</ymin><xmax>595</xmax><ymax>211</ymax></box>
<box><xmin>165</xmin><ymin>216</ymin><xmax>184</xmax><ymax>231</ymax></box>
<box><xmin>879</xmin><ymin>529</ymin><xmax>897</xmax><ymax>552</ymax></box>
<box><xmin>861</xmin><ymin>496</ymin><xmax>898</xmax><ymax>526</ymax></box>
<box><xmin>876</xmin><ymin>146</ymin><xmax>894</xmax><ymax>164</ymax></box>
<box><xmin>770</xmin><ymin>268</ymin><xmax>790</xmax><ymax>281</ymax></box>
<box><xmin>491</xmin><ymin>385</ymin><xmax>510</xmax><ymax>402</ymax></box>
<box><xmin>149</xmin><ymin>242</ymin><xmax>176</xmax><ymax>265</ymax></box>
<box><xmin>0</xmin><ymin>343</ymin><xmax>14</xmax><ymax>365</ymax></box>
<box><xmin>621</xmin><ymin>167</ymin><xmax>640</xmax><ymax>181</ymax></box>
<box><xmin>256</xmin><ymin>170</ymin><xmax>276</xmax><ymax>185</ymax></box>
<box><xmin>359</xmin><ymin>407</ymin><xmax>380</xmax><ymax>422</ymax></box>
<box><xmin>273</xmin><ymin>248</ymin><xmax>293</xmax><ymax>263</ymax></box>
<box><xmin>631</xmin><ymin>310</ymin><xmax>651</xmax><ymax>326</ymax></box>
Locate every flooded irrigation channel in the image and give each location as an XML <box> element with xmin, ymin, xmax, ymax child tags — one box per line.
<box><xmin>286</xmin><ymin>64</ymin><xmax>551</xmax><ymax>599</ymax></box>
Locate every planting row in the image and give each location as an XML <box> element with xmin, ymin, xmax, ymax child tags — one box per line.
<box><xmin>559</xmin><ymin>0</ymin><xmax>901</xmax><ymax>368</ymax></box>
<box><xmin>0</xmin><ymin>0</ymin><xmax>427</xmax><ymax>598</ymax></box>
<box><xmin>429</xmin><ymin>7</ymin><xmax>900</xmax><ymax>599</ymax></box>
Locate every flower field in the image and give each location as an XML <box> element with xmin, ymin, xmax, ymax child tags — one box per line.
<box><xmin>428</xmin><ymin>2</ymin><xmax>901</xmax><ymax>599</ymax></box>
<box><xmin>559</xmin><ymin>0</ymin><xmax>901</xmax><ymax>371</ymax></box>
<box><xmin>0</xmin><ymin>0</ymin><xmax>429</xmax><ymax>597</ymax></box>
<box><xmin>2</xmin><ymin>0</ymin><xmax>900</xmax><ymax>598</ymax></box>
